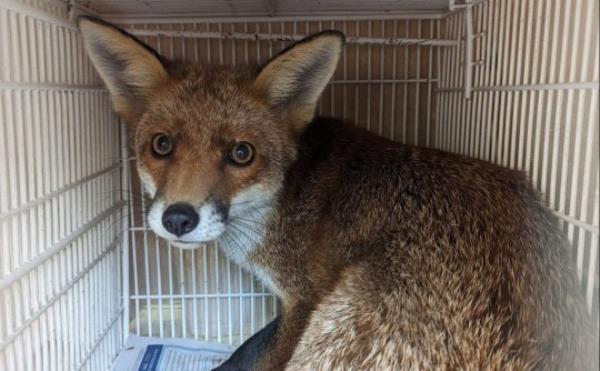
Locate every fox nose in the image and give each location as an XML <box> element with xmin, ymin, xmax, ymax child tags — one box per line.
<box><xmin>162</xmin><ymin>203</ymin><xmax>199</xmax><ymax>237</ymax></box>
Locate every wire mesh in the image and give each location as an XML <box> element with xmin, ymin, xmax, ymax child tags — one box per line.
<box><xmin>0</xmin><ymin>0</ymin><xmax>125</xmax><ymax>370</ymax></box>
<box><xmin>437</xmin><ymin>0</ymin><xmax>599</xmax><ymax>322</ymax></box>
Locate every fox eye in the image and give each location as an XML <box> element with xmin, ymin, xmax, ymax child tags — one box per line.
<box><xmin>152</xmin><ymin>133</ymin><xmax>173</xmax><ymax>157</ymax></box>
<box><xmin>228</xmin><ymin>142</ymin><xmax>254</xmax><ymax>165</ymax></box>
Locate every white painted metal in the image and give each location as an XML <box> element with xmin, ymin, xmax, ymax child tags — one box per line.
<box><xmin>0</xmin><ymin>1</ymin><xmax>124</xmax><ymax>370</ymax></box>
<box><xmin>436</xmin><ymin>0</ymin><xmax>599</xmax><ymax>322</ymax></box>
<box><xmin>104</xmin><ymin>13</ymin><xmax>449</xmax><ymax>25</ymax></box>
<box><xmin>77</xmin><ymin>0</ymin><xmax>451</xmax><ymax>19</ymax></box>
<box><xmin>1</xmin><ymin>0</ymin><xmax>598</xmax><ymax>370</ymax></box>
<box><xmin>462</xmin><ymin>0</ymin><xmax>473</xmax><ymax>99</ymax></box>
<box><xmin>126</xmin><ymin>28</ymin><xmax>458</xmax><ymax>47</ymax></box>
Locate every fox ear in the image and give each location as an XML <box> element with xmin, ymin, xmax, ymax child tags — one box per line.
<box><xmin>254</xmin><ymin>31</ymin><xmax>344</xmax><ymax>131</ymax></box>
<box><xmin>78</xmin><ymin>16</ymin><xmax>170</xmax><ymax>125</ymax></box>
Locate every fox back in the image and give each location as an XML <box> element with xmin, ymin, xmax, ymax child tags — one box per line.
<box><xmin>79</xmin><ymin>17</ymin><xmax>596</xmax><ymax>370</ymax></box>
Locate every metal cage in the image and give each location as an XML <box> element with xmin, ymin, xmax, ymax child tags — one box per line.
<box><xmin>0</xmin><ymin>0</ymin><xmax>598</xmax><ymax>370</ymax></box>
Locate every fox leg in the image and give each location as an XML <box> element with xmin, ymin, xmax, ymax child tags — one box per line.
<box><xmin>213</xmin><ymin>316</ymin><xmax>281</xmax><ymax>371</ymax></box>
<box><xmin>254</xmin><ymin>302</ymin><xmax>312</xmax><ymax>371</ymax></box>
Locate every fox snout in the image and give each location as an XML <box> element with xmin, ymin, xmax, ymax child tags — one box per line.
<box><xmin>162</xmin><ymin>203</ymin><xmax>199</xmax><ymax>237</ymax></box>
<box><xmin>148</xmin><ymin>198</ymin><xmax>229</xmax><ymax>248</ymax></box>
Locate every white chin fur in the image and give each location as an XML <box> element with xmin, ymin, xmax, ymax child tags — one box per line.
<box><xmin>218</xmin><ymin>184</ymin><xmax>279</xmax><ymax>294</ymax></box>
<box><xmin>170</xmin><ymin>241</ymin><xmax>203</xmax><ymax>250</ymax></box>
<box><xmin>217</xmin><ymin>186</ymin><xmax>274</xmax><ymax>264</ymax></box>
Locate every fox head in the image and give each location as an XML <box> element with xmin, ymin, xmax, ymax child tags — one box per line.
<box><xmin>79</xmin><ymin>17</ymin><xmax>344</xmax><ymax>251</ymax></box>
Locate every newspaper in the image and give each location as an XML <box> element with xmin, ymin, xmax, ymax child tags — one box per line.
<box><xmin>113</xmin><ymin>335</ymin><xmax>233</xmax><ymax>371</ymax></box>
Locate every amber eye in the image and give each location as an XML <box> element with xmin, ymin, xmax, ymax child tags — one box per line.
<box><xmin>151</xmin><ymin>133</ymin><xmax>173</xmax><ymax>157</ymax></box>
<box><xmin>229</xmin><ymin>142</ymin><xmax>254</xmax><ymax>165</ymax></box>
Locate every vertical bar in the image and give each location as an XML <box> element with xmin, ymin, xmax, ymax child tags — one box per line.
<box><xmin>239</xmin><ymin>261</ymin><xmax>244</xmax><ymax>344</ymax></box>
<box><xmin>250</xmin><ymin>276</ymin><xmax>255</xmax><ymax>335</ymax></box>
<box><xmin>480</xmin><ymin>0</ymin><xmax>493</xmax><ymax>159</ymax></box>
<box><xmin>179</xmin><ymin>247</ymin><xmax>186</xmax><ymax>338</ymax></box>
<box><xmin>495</xmin><ymin>0</ymin><xmax>512</xmax><ymax>164</ymax></box>
<box><xmin>470</xmin><ymin>2</ymin><xmax>484</xmax><ymax>157</ymax></box>
<box><xmin>342</xmin><ymin>21</ymin><xmax>348</xmax><ymax>121</ymax></box>
<box><xmin>402</xmin><ymin>20</ymin><xmax>409</xmax><ymax>142</ymax></box>
<box><xmin>168</xmin><ymin>242</ymin><xmax>174</xmax><ymax>337</ymax></box>
<box><xmin>255</xmin><ymin>23</ymin><xmax>260</xmax><ymax>64</ymax></box>
<box><xmin>0</xmin><ymin>8</ymin><xmax>10</xmax><ymax>82</ymax></box>
<box><xmin>509</xmin><ymin>0</ymin><xmax>527</xmax><ymax>169</ymax></box>
<box><xmin>227</xmin><ymin>256</ymin><xmax>232</xmax><ymax>345</ymax></box>
<box><xmin>564</xmin><ymin>0</ymin><xmax>588</xmax><ymax>273</ymax></box>
<box><xmin>530</xmin><ymin>0</ymin><xmax>551</xmax><ymax>188</ymax></box>
<box><xmin>191</xmin><ymin>248</ymin><xmax>198</xmax><ymax>340</ymax></box>
<box><xmin>436</xmin><ymin>17</ymin><xmax>448</xmax><ymax>149</ymax></box>
<box><xmin>120</xmin><ymin>123</ymin><xmax>130</xmax><ymax>341</ymax></box>
<box><xmin>414</xmin><ymin>20</ymin><xmax>421</xmax><ymax>144</ymax></box>
<box><xmin>215</xmin><ymin>246</ymin><xmax>221</xmax><ymax>343</ymax></box>
<box><xmin>517</xmin><ymin>0</ymin><xmax>534</xmax><ymax>169</ymax></box>
<box><xmin>156</xmin><ymin>235</ymin><xmax>164</xmax><ymax>338</ymax></box>
<box><xmin>378</xmin><ymin>20</ymin><xmax>385</xmax><ymax>136</ymax></box>
<box><xmin>203</xmin><ymin>244</ymin><xmax>209</xmax><ymax>341</ymax></box>
<box><xmin>426</xmin><ymin>20</ymin><xmax>434</xmax><ymax>147</ymax></box>
<box><xmin>390</xmin><ymin>20</ymin><xmax>398</xmax><ymax>141</ymax></box>
<box><xmin>557</xmin><ymin>0</ymin><xmax>579</xmax><ymax>221</ymax></box>
<box><xmin>366</xmin><ymin>20</ymin><xmax>372</xmax><ymax>131</ymax></box>
<box><xmin>127</xmin><ymin>156</ymin><xmax>140</xmax><ymax>335</ymax></box>
<box><xmin>463</xmin><ymin>2</ymin><xmax>473</xmax><ymax>100</ymax></box>
<box><xmin>354</xmin><ymin>21</ymin><xmax>360</xmax><ymax>126</ymax></box>
<box><xmin>450</xmin><ymin>12</ymin><xmax>462</xmax><ymax>152</ymax></box>
<box><xmin>489</xmin><ymin>0</ymin><xmax>505</xmax><ymax>163</ymax></box>
<box><xmin>586</xmin><ymin>194</ymin><xmax>599</xmax><ymax>309</ymax></box>
<box><xmin>548</xmin><ymin>0</ymin><xmax>568</xmax><ymax>206</ymax></box>
<box><xmin>330</xmin><ymin>20</ymin><xmax>335</xmax><ymax>117</ymax></box>
<box><xmin>500</xmin><ymin>0</ymin><xmax>518</xmax><ymax>165</ymax></box>
<box><xmin>540</xmin><ymin>0</ymin><xmax>560</xmax><ymax>195</ymax></box>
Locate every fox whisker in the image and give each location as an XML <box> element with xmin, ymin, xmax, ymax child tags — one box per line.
<box><xmin>221</xmin><ymin>228</ymin><xmax>257</xmax><ymax>277</ymax></box>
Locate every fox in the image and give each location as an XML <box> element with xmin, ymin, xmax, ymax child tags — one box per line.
<box><xmin>78</xmin><ymin>16</ymin><xmax>596</xmax><ymax>370</ymax></box>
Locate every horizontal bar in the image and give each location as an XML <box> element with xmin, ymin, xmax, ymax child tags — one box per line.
<box><xmin>553</xmin><ymin>210</ymin><xmax>599</xmax><ymax>235</ymax></box>
<box><xmin>449</xmin><ymin>0</ymin><xmax>487</xmax><ymax>10</ymax></box>
<box><xmin>104</xmin><ymin>12</ymin><xmax>448</xmax><ymax>24</ymax></box>
<box><xmin>0</xmin><ymin>0</ymin><xmax>76</xmax><ymax>30</ymax></box>
<box><xmin>127</xmin><ymin>29</ymin><xmax>458</xmax><ymax>47</ymax></box>
<box><xmin>76</xmin><ymin>306</ymin><xmax>125</xmax><ymax>371</ymax></box>
<box><xmin>0</xmin><ymin>163</ymin><xmax>121</xmax><ymax>220</ymax></box>
<box><xmin>0</xmin><ymin>237</ymin><xmax>120</xmax><ymax>350</ymax></box>
<box><xmin>329</xmin><ymin>79</ymin><xmax>439</xmax><ymax>85</ymax></box>
<box><xmin>436</xmin><ymin>81</ymin><xmax>599</xmax><ymax>92</ymax></box>
<box><xmin>0</xmin><ymin>201</ymin><xmax>125</xmax><ymax>290</ymax></box>
<box><xmin>129</xmin><ymin>293</ymin><xmax>274</xmax><ymax>300</ymax></box>
<box><xmin>0</xmin><ymin>81</ymin><xmax>106</xmax><ymax>92</ymax></box>
<box><xmin>462</xmin><ymin>32</ymin><xmax>486</xmax><ymax>40</ymax></box>
<box><xmin>127</xmin><ymin>227</ymin><xmax>152</xmax><ymax>231</ymax></box>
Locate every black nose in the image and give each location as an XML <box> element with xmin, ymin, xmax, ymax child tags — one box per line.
<box><xmin>162</xmin><ymin>203</ymin><xmax>199</xmax><ymax>237</ymax></box>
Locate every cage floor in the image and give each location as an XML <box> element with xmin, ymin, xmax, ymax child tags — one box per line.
<box><xmin>112</xmin><ymin>335</ymin><xmax>231</xmax><ymax>371</ymax></box>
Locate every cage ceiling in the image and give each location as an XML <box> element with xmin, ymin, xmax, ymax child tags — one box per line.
<box><xmin>76</xmin><ymin>0</ymin><xmax>455</xmax><ymax>18</ymax></box>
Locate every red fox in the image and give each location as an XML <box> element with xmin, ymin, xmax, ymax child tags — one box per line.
<box><xmin>79</xmin><ymin>16</ymin><xmax>596</xmax><ymax>370</ymax></box>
